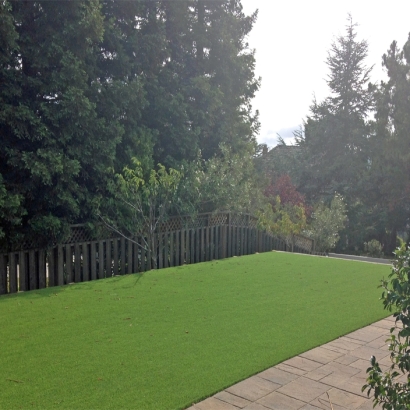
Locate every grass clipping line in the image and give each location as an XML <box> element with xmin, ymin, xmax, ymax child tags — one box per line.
<box><xmin>0</xmin><ymin>252</ymin><xmax>389</xmax><ymax>409</ymax></box>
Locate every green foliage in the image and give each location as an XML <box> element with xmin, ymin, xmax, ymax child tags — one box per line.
<box><xmin>178</xmin><ymin>145</ymin><xmax>265</xmax><ymax>215</ymax></box>
<box><xmin>363</xmin><ymin>246</ymin><xmax>410</xmax><ymax>409</ymax></box>
<box><xmin>366</xmin><ymin>34</ymin><xmax>410</xmax><ymax>254</ymax></box>
<box><xmin>0</xmin><ymin>0</ymin><xmax>259</xmax><ymax>246</ymax></box>
<box><xmin>0</xmin><ymin>175</ymin><xmax>25</xmax><ymax>242</ymax></box>
<box><xmin>98</xmin><ymin>160</ymin><xmax>182</xmax><ymax>269</ymax></box>
<box><xmin>364</xmin><ymin>239</ymin><xmax>383</xmax><ymax>258</ymax></box>
<box><xmin>0</xmin><ymin>0</ymin><xmax>120</xmax><ymax>246</ymax></box>
<box><xmin>257</xmin><ymin>197</ymin><xmax>306</xmax><ymax>243</ymax></box>
<box><xmin>298</xmin><ymin>16</ymin><xmax>373</xmax><ymax>204</ymax></box>
<box><xmin>304</xmin><ymin>194</ymin><xmax>347</xmax><ymax>252</ymax></box>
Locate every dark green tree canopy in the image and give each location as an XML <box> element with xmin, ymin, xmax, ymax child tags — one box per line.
<box><xmin>0</xmin><ymin>0</ymin><xmax>260</xmax><ymax>249</ymax></box>
<box><xmin>297</xmin><ymin>17</ymin><xmax>373</xmax><ymax>203</ymax></box>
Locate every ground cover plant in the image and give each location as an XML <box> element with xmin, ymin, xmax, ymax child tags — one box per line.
<box><xmin>0</xmin><ymin>252</ymin><xmax>389</xmax><ymax>409</ymax></box>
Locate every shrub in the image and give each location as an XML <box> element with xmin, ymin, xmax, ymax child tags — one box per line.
<box><xmin>362</xmin><ymin>246</ymin><xmax>410</xmax><ymax>409</ymax></box>
<box><xmin>364</xmin><ymin>239</ymin><xmax>383</xmax><ymax>258</ymax></box>
<box><xmin>303</xmin><ymin>193</ymin><xmax>347</xmax><ymax>252</ymax></box>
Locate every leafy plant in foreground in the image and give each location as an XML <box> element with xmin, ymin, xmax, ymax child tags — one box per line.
<box><xmin>362</xmin><ymin>246</ymin><xmax>410</xmax><ymax>409</ymax></box>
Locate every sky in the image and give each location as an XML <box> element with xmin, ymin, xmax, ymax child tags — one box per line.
<box><xmin>240</xmin><ymin>0</ymin><xmax>410</xmax><ymax>147</ymax></box>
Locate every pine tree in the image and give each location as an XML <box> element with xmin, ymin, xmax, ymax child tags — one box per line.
<box><xmin>299</xmin><ymin>16</ymin><xmax>373</xmax><ymax>203</ymax></box>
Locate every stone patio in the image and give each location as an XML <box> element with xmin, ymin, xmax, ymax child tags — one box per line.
<box><xmin>187</xmin><ymin>316</ymin><xmax>397</xmax><ymax>410</ymax></box>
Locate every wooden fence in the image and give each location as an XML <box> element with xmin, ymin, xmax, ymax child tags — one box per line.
<box><xmin>0</xmin><ymin>213</ymin><xmax>314</xmax><ymax>296</ymax></box>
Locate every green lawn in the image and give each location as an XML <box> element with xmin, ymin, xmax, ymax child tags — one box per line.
<box><xmin>0</xmin><ymin>252</ymin><xmax>390</xmax><ymax>409</ymax></box>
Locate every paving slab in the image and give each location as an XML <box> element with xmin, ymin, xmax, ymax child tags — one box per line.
<box><xmin>257</xmin><ymin>367</ymin><xmax>298</xmax><ymax>385</ymax></box>
<box><xmin>372</xmin><ymin>319</ymin><xmax>396</xmax><ymax>330</ymax></box>
<box><xmin>191</xmin><ymin>317</ymin><xmax>395</xmax><ymax>410</ymax></box>
<box><xmin>242</xmin><ymin>404</ymin><xmax>270</xmax><ymax>410</ymax></box>
<box><xmin>325</xmin><ymin>336</ymin><xmax>364</xmax><ymax>352</ymax></box>
<box><xmin>193</xmin><ymin>397</ymin><xmax>239</xmax><ymax>410</ymax></box>
<box><xmin>225</xmin><ymin>376</ymin><xmax>280</xmax><ymax>401</ymax></box>
<box><xmin>366</xmin><ymin>335</ymin><xmax>390</xmax><ymax>349</ymax></box>
<box><xmin>313</xmin><ymin>388</ymin><xmax>367</xmax><ymax>409</ymax></box>
<box><xmin>304</xmin><ymin>366</ymin><xmax>333</xmax><ymax>381</ymax></box>
<box><xmin>281</xmin><ymin>356</ymin><xmax>323</xmax><ymax>372</ymax></box>
<box><xmin>349</xmin><ymin>345</ymin><xmax>390</xmax><ymax>361</ymax></box>
<box><xmin>275</xmin><ymin>363</ymin><xmax>307</xmax><ymax>376</ymax></box>
<box><xmin>276</xmin><ymin>376</ymin><xmax>331</xmax><ymax>403</ymax></box>
<box><xmin>347</xmin><ymin>326</ymin><xmax>388</xmax><ymax>343</ymax></box>
<box><xmin>334</xmin><ymin>354</ymin><xmax>359</xmax><ymax>365</ymax></box>
<box><xmin>214</xmin><ymin>391</ymin><xmax>252</xmax><ymax>408</ymax></box>
<box><xmin>300</xmin><ymin>346</ymin><xmax>344</xmax><ymax>364</ymax></box>
<box><xmin>256</xmin><ymin>391</ymin><xmax>306</xmax><ymax>409</ymax></box>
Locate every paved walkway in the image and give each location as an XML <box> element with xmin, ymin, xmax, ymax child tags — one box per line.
<box><xmin>188</xmin><ymin>316</ymin><xmax>396</xmax><ymax>410</ymax></box>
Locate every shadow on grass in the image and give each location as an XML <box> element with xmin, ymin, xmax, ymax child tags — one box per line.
<box><xmin>0</xmin><ymin>271</ymin><xmax>147</xmax><ymax>302</ymax></box>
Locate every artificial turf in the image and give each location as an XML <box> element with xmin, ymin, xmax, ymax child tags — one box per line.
<box><xmin>0</xmin><ymin>252</ymin><xmax>390</xmax><ymax>409</ymax></box>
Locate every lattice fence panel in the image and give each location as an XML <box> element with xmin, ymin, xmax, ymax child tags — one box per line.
<box><xmin>209</xmin><ymin>214</ymin><xmax>227</xmax><ymax>226</ymax></box>
<box><xmin>63</xmin><ymin>225</ymin><xmax>94</xmax><ymax>244</ymax></box>
<box><xmin>248</xmin><ymin>217</ymin><xmax>258</xmax><ymax>229</ymax></box>
<box><xmin>160</xmin><ymin>217</ymin><xmax>183</xmax><ymax>232</ymax></box>
<box><xmin>186</xmin><ymin>216</ymin><xmax>209</xmax><ymax>229</ymax></box>
<box><xmin>230</xmin><ymin>214</ymin><xmax>248</xmax><ymax>227</ymax></box>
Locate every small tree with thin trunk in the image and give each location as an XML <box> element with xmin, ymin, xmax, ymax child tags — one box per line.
<box><xmin>98</xmin><ymin>159</ymin><xmax>182</xmax><ymax>269</ymax></box>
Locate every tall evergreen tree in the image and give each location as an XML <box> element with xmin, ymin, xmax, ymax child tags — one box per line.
<box><xmin>367</xmin><ymin>34</ymin><xmax>410</xmax><ymax>252</ymax></box>
<box><xmin>0</xmin><ymin>0</ymin><xmax>118</xmax><ymax>248</ymax></box>
<box><xmin>140</xmin><ymin>0</ymin><xmax>260</xmax><ymax>166</ymax></box>
<box><xmin>298</xmin><ymin>16</ymin><xmax>373</xmax><ymax>203</ymax></box>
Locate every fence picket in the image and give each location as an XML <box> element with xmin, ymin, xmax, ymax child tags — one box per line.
<box><xmin>113</xmin><ymin>239</ymin><xmax>119</xmax><ymax>276</ymax></box>
<box><xmin>19</xmin><ymin>251</ymin><xmax>27</xmax><ymax>291</ymax></box>
<box><xmin>65</xmin><ymin>246</ymin><xmax>73</xmax><ymax>284</ymax></box>
<box><xmin>133</xmin><ymin>241</ymin><xmax>138</xmax><ymax>273</ymax></box>
<box><xmin>39</xmin><ymin>249</ymin><xmax>46</xmax><ymax>289</ymax></box>
<box><xmin>9</xmin><ymin>252</ymin><xmax>17</xmax><ymax>293</ymax></box>
<box><xmin>169</xmin><ymin>232</ymin><xmax>174</xmax><ymax>267</ymax></box>
<box><xmin>74</xmin><ymin>243</ymin><xmax>81</xmax><ymax>283</ymax></box>
<box><xmin>28</xmin><ymin>250</ymin><xmax>37</xmax><ymax>290</ymax></box>
<box><xmin>99</xmin><ymin>240</ymin><xmax>105</xmax><ymax>279</ymax></box>
<box><xmin>91</xmin><ymin>242</ymin><xmax>97</xmax><ymax>280</ymax></box>
<box><xmin>165</xmin><ymin>232</ymin><xmax>169</xmax><ymax>268</ymax></box>
<box><xmin>82</xmin><ymin>243</ymin><xmax>89</xmax><ymax>282</ymax></box>
<box><xmin>127</xmin><ymin>239</ymin><xmax>133</xmax><ymax>274</ymax></box>
<box><xmin>175</xmin><ymin>231</ymin><xmax>180</xmax><ymax>266</ymax></box>
<box><xmin>57</xmin><ymin>245</ymin><xmax>64</xmax><ymax>285</ymax></box>
<box><xmin>120</xmin><ymin>238</ymin><xmax>125</xmax><ymax>275</ymax></box>
<box><xmin>140</xmin><ymin>237</ymin><xmax>146</xmax><ymax>272</ymax></box>
<box><xmin>158</xmin><ymin>233</ymin><xmax>163</xmax><ymax>269</ymax></box>
<box><xmin>48</xmin><ymin>248</ymin><xmax>56</xmax><ymax>288</ymax></box>
<box><xmin>180</xmin><ymin>230</ymin><xmax>185</xmax><ymax>264</ymax></box>
<box><xmin>0</xmin><ymin>254</ymin><xmax>6</xmax><ymax>295</ymax></box>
